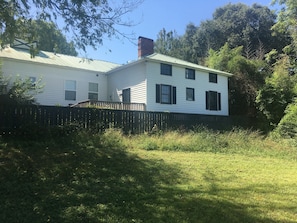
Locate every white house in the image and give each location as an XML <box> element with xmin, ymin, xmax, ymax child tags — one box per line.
<box><xmin>0</xmin><ymin>37</ymin><xmax>233</xmax><ymax>115</ymax></box>
<box><xmin>0</xmin><ymin>42</ymin><xmax>120</xmax><ymax>106</ymax></box>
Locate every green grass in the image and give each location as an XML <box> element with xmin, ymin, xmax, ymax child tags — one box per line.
<box><xmin>0</xmin><ymin>129</ymin><xmax>297</xmax><ymax>222</ymax></box>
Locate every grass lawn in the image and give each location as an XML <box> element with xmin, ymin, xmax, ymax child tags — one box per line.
<box><xmin>133</xmin><ymin>149</ymin><xmax>297</xmax><ymax>222</ymax></box>
<box><xmin>0</xmin><ymin>130</ymin><xmax>297</xmax><ymax>222</ymax></box>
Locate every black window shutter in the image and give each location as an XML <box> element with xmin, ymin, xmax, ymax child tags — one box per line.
<box><xmin>156</xmin><ymin>84</ymin><xmax>160</xmax><ymax>103</ymax></box>
<box><xmin>206</xmin><ymin>91</ymin><xmax>209</xmax><ymax>110</ymax></box>
<box><xmin>218</xmin><ymin>92</ymin><xmax>221</xmax><ymax>110</ymax></box>
<box><xmin>172</xmin><ymin>86</ymin><xmax>176</xmax><ymax>104</ymax></box>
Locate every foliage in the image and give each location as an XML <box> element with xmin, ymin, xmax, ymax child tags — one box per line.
<box><xmin>0</xmin><ymin>60</ymin><xmax>8</xmax><ymax>94</ymax></box>
<box><xmin>15</xmin><ymin>19</ymin><xmax>77</xmax><ymax>56</ymax></box>
<box><xmin>272</xmin><ymin>0</ymin><xmax>297</xmax><ymax>54</ymax></box>
<box><xmin>0</xmin><ymin>71</ymin><xmax>43</xmax><ymax>105</ymax></box>
<box><xmin>1</xmin><ymin>129</ymin><xmax>297</xmax><ymax>222</ymax></box>
<box><xmin>128</xmin><ymin>128</ymin><xmax>296</xmax><ymax>159</ymax></box>
<box><xmin>210</xmin><ymin>3</ymin><xmax>287</xmax><ymax>57</ymax></box>
<box><xmin>155</xmin><ymin>3</ymin><xmax>287</xmax><ymax>64</ymax></box>
<box><xmin>0</xmin><ymin>0</ymin><xmax>143</xmax><ymax>51</ymax></box>
<box><xmin>153</xmin><ymin>2</ymin><xmax>295</xmax><ymax>128</ymax></box>
<box><xmin>181</xmin><ymin>23</ymin><xmax>200</xmax><ymax>63</ymax></box>
<box><xmin>273</xmin><ymin>100</ymin><xmax>297</xmax><ymax>143</ymax></box>
<box><xmin>207</xmin><ymin>44</ymin><xmax>245</xmax><ymax>72</ymax></box>
<box><xmin>207</xmin><ymin>44</ymin><xmax>267</xmax><ymax>116</ymax></box>
<box><xmin>256</xmin><ymin>55</ymin><xmax>297</xmax><ymax>126</ymax></box>
<box><xmin>154</xmin><ymin>28</ymin><xmax>183</xmax><ymax>59</ymax></box>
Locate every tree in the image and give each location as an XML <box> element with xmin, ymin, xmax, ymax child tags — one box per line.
<box><xmin>272</xmin><ymin>0</ymin><xmax>297</xmax><ymax>73</ymax></box>
<box><xmin>182</xmin><ymin>23</ymin><xmax>199</xmax><ymax>63</ymax></box>
<box><xmin>195</xmin><ymin>3</ymin><xmax>288</xmax><ymax>61</ymax></box>
<box><xmin>154</xmin><ymin>3</ymin><xmax>287</xmax><ymax>65</ymax></box>
<box><xmin>15</xmin><ymin>19</ymin><xmax>77</xmax><ymax>56</ymax></box>
<box><xmin>211</xmin><ymin>3</ymin><xmax>285</xmax><ymax>55</ymax></box>
<box><xmin>272</xmin><ymin>0</ymin><xmax>297</xmax><ymax>49</ymax></box>
<box><xmin>256</xmin><ymin>55</ymin><xmax>297</xmax><ymax>126</ymax></box>
<box><xmin>154</xmin><ymin>25</ymin><xmax>202</xmax><ymax>64</ymax></box>
<box><xmin>207</xmin><ymin>43</ymin><xmax>267</xmax><ymax>116</ymax></box>
<box><xmin>0</xmin><ymin>0</ymin><xmax>143</xmax><ymax>51</ymax></box>
<box><xmin>255</xmin><ymin>0</ymin><xmax>297</xmax><ymax>131</ymax></box>
<box><xmin>192</xmin><ymin>20</ymin><xmax>224</xmax><ymax>63</ymax></box>
<box><xmin>154</xmin><ymin>28</ymin><xmax>183</xmax><ymax>59</ymax></box>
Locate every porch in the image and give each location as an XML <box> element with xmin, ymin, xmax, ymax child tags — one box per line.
<box><xmin>71</xmin><ymin>100</ymin><xmax>146</xmax><ymax>111</ymax></box>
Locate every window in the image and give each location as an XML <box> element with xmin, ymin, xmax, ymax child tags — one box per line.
<box><xmin>161</xmin><ymin>63</ymin><xmax>172</xmax><ymax>76</ymax></box>
<box><xmin>65</xmin><ymin>80</ymin><xmax>76</xmax><ymax>100</ymax></box>
<box><xmin>185</xmin><ymin>68</ymin><xmax>195</xmax><ymax>80</ymax></box>
<box><xmin>206</xmin><ymin>91</ymin><xmax>221</xmax><ymax>111</ymax></box>
<box><xmin>186</xmin><ymin>88</ymin><xmax>195</xmax><ymax>101</ymax></box>
<box><xmin>88</xmin><ymin>82</ymin><xmax>98</xmax><ymax>100</ymax></box>
<box><xmin>122</xmin><ymin>88</ymin><xmax>131</xmax><ymax>103</ymax></box>
<box><xmin>156</xmin><ymin>84</ymin><xmax>176</xmax><ymax>104</ymax></box>
<box><xmin>209</xmin><ymin>73</ymin><xmax>218</xmax><ymax>83</ymax></box>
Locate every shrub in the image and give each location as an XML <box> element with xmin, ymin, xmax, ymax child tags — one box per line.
<box><xmin>100</xmin><ymin>128</ymin><xmax>125</xmax><ymax>148</ymax></box>
<box><xmin>274</xmin><ymin>101</ymin><xmax>297</xmax><ymax>139</ymax></box>
<box><xmin>271</xmin><ymin>101</ymin><xmax>297</xmax><ymax>147</ymax></box>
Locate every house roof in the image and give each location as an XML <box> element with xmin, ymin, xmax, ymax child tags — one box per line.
<box><xmin>146</xmin><ymin>53</ymin><xmax>233</xmax><ymax>77</ymax></box>
<box><xmin>107</xmin><ymin>53</ymin><xmax>233</xmax><ymax>77</ymax></box>
<box><xmin>0</xmin><ymin>46</ymin><xmax>120</xmax><ymax>73</ymax></box>
<box><xmin>0</xmin><ymin>47</ymin><xmax>233</xmax><ymax>77</ymax></box>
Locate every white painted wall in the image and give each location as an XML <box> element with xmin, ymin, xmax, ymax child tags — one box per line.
<box><xmin>1</xmin><ymin>59</ymin><xmax>107</xmax><ymax>106</ymax></box>
<box><xmin>1</xmin><ymin>57</ymin><xmax>230</xmax><ymax>115</ymax></box>
<box><xmin>146</xmin><ymin>61</ymin><xmax>229</xmax><ymax>115</ymax></box>
<box><xmin>107</xmin><ymin>62</ymin><xmax>147</xmax><ymax>103</ymax></box>
<box><xmin>107</xmin><ymin>59</ymin><xmax>229</xmax><ymax>115</ymax></box>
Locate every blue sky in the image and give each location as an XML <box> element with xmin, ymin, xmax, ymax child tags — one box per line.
<box><xmin>80</xmin><ymin>0</ymin><xmax>277</xmax><ymax>64</ymax></box>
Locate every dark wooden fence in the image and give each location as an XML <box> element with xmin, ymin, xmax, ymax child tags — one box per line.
<box><xmin>0</xmin><ymin>105</ymin><xmax>253</xmax><ymax>135</ymax></box>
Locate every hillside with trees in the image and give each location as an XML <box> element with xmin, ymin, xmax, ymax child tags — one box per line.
<box><xmin>155</xmin><ymin>2</ymin><xmax>297</xmax><ymax>136</ymax></box>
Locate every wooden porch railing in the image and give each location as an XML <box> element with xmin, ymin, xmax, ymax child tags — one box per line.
<box><xmin>71</xmin><ymin>100</ymin><xmax>146</xmax><ymax>111</ymax></box>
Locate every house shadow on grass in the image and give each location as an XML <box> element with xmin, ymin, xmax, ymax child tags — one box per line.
<box><xmin>0</xmin><ymin>136</ymin><xmax>295</xmax><ymax>223</ymax></box>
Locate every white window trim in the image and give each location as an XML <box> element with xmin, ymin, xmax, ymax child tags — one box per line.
<box><xmin>65</xmin><ymin>80</ymin><xmax>76</xmax><ymax>101</ymax></box>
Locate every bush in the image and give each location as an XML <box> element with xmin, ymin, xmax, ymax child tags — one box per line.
<box><xmin>100</xmin><ymin>128</ymin><xmax>125</xmax><ymax>148</ymax></box>
<box><xmin>273</xmin><ymin>101</ymin><xmax>297</xmax><ymax>143</ymax></box>
<box><xmin>142</xmin><ymin>140</ymin><xmax>158</xmax><ymax>151</ymax></box>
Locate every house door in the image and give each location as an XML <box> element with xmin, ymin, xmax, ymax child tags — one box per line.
<box><xmin>122</xmin><ymin>88</ymin><xmax>131</xmax><ymax>103</ymax></box>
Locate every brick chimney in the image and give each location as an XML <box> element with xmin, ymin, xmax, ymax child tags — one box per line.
<box><xmin>138</xmin><ymin>36</ymin><xmax>154</xmax><ymax>58</ymax></box>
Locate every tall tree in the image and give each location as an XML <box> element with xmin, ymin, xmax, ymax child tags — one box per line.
<box><xmin>256</xmin><ymin>55</ymin><xmax>297</xmax><ymax>126</ymax></box>
<box><xmin>207</xmin><ymin>43</ymin><xmax>267</xmax><ymax>116</ymax></box>
<box><xmin>155</xmin><ymin>3</ymin><xmax>287</xmax><ymax>64</ymax></box>
<box><xmin>182</xmin><ymin>23</ymin><xmax>199</xmax><ymax>63</ymax></box>
<box><xmin>0</xmin><ymin>0</ymin><xmax>143</xmax><ymax>51</ymax></box>
<box><xmin>272</xmin><ymin>0</ymin><xmax>297</xmax><ymax>72</ymax></box>
<box><xmin>211</xmin><ymin>3</ymin><xmax>287</xmax><ymax>58</ymax></box>
<box><xmin>255</xmin><ymin>0</ymin><xmax>297</xmax><ymax>129</ymax></box>
<box><xmin>154</xmin><ymin>28</ymin><xmax>183</xmax><ymax>59</ymax></box>
<box><xmin>15</xmin><ymin>19</ymin><xmax>77</xmax><ymax>56</ymax></box>
<box><xmin>193</xmin><ymin>20</ymin><xmax>224</xmax><ymax>64</ymax></box>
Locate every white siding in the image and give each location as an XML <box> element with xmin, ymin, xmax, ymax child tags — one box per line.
<box><xmin>1</xmin><ymin>59</ymin><xmax>107</xmax><ymax>106</ymax></box>
<box><xmin>1</xmin><ymin>53</ymin><xmax>230</xmax><ymax>116</ymax></box>
<box><xmin>146</xmin><ymin>61</ymin><xmax>229</xmax><ymax>115</ymax></box>
<box><xmin>107</xmin><ymin>62</ymin><xmax>146</xmax><ymax>103</ymax></box>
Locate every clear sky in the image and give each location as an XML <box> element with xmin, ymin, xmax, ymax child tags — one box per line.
<box><xmin>79</xmin><ymin>0</ymin><xmax>277</xmax><ymax>64</ymax></box>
